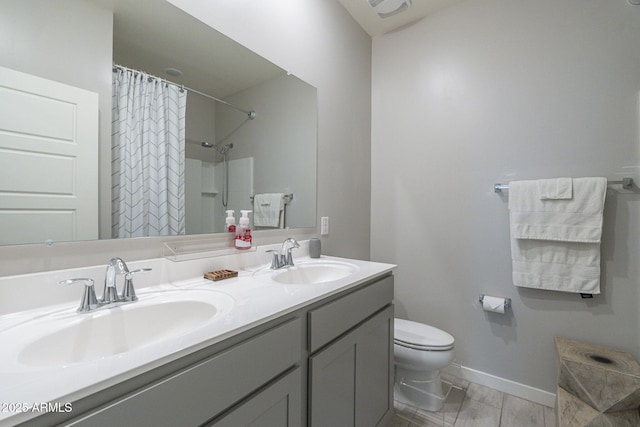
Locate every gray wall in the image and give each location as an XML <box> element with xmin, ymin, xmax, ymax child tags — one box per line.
<box><xmin>371</xmin><ymin>0</ymin><xmax>640</xmax><ymax>394</ymax></box>
<box><xmin>185</xmin><ymin>95</ymin><xmax>217</xmax><ymax>158</ymax></box>
<box><xmin>219</xmin><ymin>74</ymin><xmax>317</xmax><ymax>230</ymax></box>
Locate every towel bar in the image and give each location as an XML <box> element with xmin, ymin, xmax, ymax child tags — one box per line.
<box><xmin>494</xmin><ymin>177</ymin><xmax>633</xmax><ymax>193</ymax></box>
<box><xmin>249</xmin><ymin>193</ymin><xmax>293</xmax><ymax>204</ymax></box>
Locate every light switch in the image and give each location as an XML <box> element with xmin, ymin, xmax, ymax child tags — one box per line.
<box><xmin>321</xmin><ymin>217</ymin><xmax>329</xmax><ymax>235</ymax></box>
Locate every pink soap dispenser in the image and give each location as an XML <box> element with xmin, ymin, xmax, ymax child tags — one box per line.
<box><xmin>234</xmin><ymin>210</ymin><xmax>252</xmax><ymax>250</ymax></box>
<box><xmin>225</xmin><ymin>210</ymin><xmax>236</xmax><ymax>233</ymax></box>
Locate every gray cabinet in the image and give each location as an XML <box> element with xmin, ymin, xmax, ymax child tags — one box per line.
<box><xmin>208</xmin><ymin>368</ymin><xmax>302</xmax><ymax>427</ymax></box>
<box><xmin>308</xmin><ymin>275</ymin><xmax>394</xmax><ymax>353</ymax></box>
<box><xmin>66</xmin><ymin>318</ymin><xmax>302</xmax><ymax>427</ymax></box>
<box><xmin>25</xmin><ymin>273</ymin><xmax>394</xmax><ymax>427</ymax></box>
<box><xmin>308</xmin><ymin>276</ymin><xmax>394</xmax><ymax>427</ymax></box>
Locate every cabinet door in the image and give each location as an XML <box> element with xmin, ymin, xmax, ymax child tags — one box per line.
<box><xmin>209</xmin><ymin>368</ymin><xmax>302</xmax><ymax>427</ymax></box>
<box><xmin>355</xmin><ymin>307</ymin><xmax>393</xmax><ymax>427</ymax></box>
<box><xmin>309</xmin><ymin>305</ymin><xmax>393</xmax><ymax>427</ymax></box>
<box><xmin>309</xmin><ymin>340</ymin><xmax>356</xmax><ymax>426</ymax></box>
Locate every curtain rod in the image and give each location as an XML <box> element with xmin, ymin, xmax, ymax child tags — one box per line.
<box><xmin>113</xmin><ymin>64</ymin><xmax>256</xmax><ymax>120</ymax></box>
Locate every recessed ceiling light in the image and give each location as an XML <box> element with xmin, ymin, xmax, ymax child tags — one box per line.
<box><xmin>164</xmin><ymin>67</ymin><xmax>183</xmax><ymax>77</ymax></box>
<box><xmin>367</xmin><ymin>0</ymin><xmax>411</xmax><ymax>19</ymax></box>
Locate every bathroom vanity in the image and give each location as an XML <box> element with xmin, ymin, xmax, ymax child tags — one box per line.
<box><xmin>0</xmin><ymin>244</ymin><xmax>395</xmax><ymax>427</ymax></box>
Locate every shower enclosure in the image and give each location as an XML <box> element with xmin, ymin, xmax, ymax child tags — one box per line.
<box><xmin>201</xmin><ymin>142</ymin><xmax>234</xmax><ymax>207</ymax></box>
<box><xmin>184</xmin><ymin>153</ymin><xmax>253</xmax><ymax>235</ymax></box>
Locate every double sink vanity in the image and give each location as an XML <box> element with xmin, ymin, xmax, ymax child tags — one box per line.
<box><xmin>0</xmin><ymin>240</ymin><xmax>395</xmax><ymax>426</ymax></box>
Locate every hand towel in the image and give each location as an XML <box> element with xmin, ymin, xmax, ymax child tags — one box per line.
<box><xmin>537</xmin><ymin>177</ymin><xmax>572</xmax><ymax>200</ymax></box>
<box><xmin>508</xmin><ymin>177</ymin><xmax>607</xmax><ymax>294</ymax></box>
<box><xmin>509</xmin><ymin>177</ymin><xmax>607</xmax><ymax>243</ymax></box>
<box><xmin>253</xmin><ymin>193</ymin><xmax>284</xmax><ymax>228</ymax></box>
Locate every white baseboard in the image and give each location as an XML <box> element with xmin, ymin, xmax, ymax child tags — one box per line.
<box><xmin>443</xmin><ymin>364</ymin><xmax>556</xmax><ymax>408</ymax></box>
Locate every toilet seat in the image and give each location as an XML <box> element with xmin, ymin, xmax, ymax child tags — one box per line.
<box><xmin>394</xmin><ymin>318</ymin><xmax>454</xmax><ymax>351</ymax></box>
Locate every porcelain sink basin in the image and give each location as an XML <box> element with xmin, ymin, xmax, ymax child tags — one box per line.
<box><xmin>3</xmin><ymin>289</ymin><xmax>234</xmax><ymax>370</ymax></box>
<box><xmin>269</xmin><ymin>260</ymin><xmax>358</xmax><ymax>285</ymax></box>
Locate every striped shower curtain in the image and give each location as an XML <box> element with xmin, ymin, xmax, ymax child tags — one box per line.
<box><xmin>111</xmin><ymin>67</ymin><xmax>187</xmax><ymax>238</ymax></box>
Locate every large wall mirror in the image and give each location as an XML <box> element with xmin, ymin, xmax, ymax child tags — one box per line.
<box><xmin>0</xmin><ymin>0</ymin><xmax>317</xmax><ymax>246</ymax></box>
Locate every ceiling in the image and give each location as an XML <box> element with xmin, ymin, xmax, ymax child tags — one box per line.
<box><xmin>87</xmin><ymin>0</ymin><xmax>466</xmax><ymax>97</ymax></box>
<box><xmin>89</xmin><ymin>0</ymin><xmax>284</xmax><ymax>98</ymax></box>
<box><xmin>337</xmin><ymin>0</ymin><xmax>466</xmax><ymax>37</ymax></box>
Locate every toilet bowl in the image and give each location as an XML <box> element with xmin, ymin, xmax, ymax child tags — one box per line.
<box><xmin>394</xmin><ymin>318</ymin><xmax>455</xmax><ymax>412</ymax></box>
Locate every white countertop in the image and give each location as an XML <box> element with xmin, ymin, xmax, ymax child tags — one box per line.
<box><xmin>0</xmin><ymin>251</ymin><xmax>395</xmax><ymax>426</ymax></box>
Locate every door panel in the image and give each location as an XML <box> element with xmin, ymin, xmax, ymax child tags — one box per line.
<box><xmin>0</xmin><ymin>66</ymin><xmax>99</xmax><ymax>244</ymax></box>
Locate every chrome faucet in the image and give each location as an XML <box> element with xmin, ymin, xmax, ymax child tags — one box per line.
<box><xmin>59</xmin><ymin>258</ymin><xmax>151</xmax><ymax>313</ymax></box>
<box><xmin>281</xmin><ymin>238</ymin><xmax>300</xmax><ymax>267</ymax></box>
<box><xmin>267</xmin><ymin>238</ymin><xmax>300</xmax><ymax>269</ymax></box>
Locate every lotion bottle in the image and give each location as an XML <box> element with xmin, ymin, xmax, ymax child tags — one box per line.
<box><xmin>225</xmin><ymin>210</ymin><xmax>236</xmax><ymax>233</ymax></box>
<box><xmin>234</xmin><ymin>210</ymin><xmax>252</xmax><ymax>250</ymax></box>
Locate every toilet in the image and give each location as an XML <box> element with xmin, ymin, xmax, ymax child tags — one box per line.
<box><xmin>394</xmin><ymin>318</ymin><xmax>455</xmax><ymax>412</ymax></box>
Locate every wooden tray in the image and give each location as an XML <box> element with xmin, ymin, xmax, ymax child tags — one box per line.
<box><xmin>204</xmin><ymin>269</ymin><xmax>238</xmax><ymax>281</ymax></box>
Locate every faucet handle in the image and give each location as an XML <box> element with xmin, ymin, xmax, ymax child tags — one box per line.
<box><xmin>59</xmin><ymin>278</ymin><xmax>99</xmax><ymax>313</ymax></box>
<box><xmin>121</xmin><ymin>268</ymin><xmax>152</xmax><ymax>302</ymax></box>
<box><xmin>266</xmin><ymin>250</ymin><xmax>282</xmax><ymax>269</ymax></box>
<box><xmin>284</xmin><ymin>249</ymin><xmax>296</xmax><ymax>267</ymax></box>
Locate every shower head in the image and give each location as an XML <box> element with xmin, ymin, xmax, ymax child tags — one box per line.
<box><xmin>201</xmin><ymin>141</ymin><xmax>233</xmax><ymax>155</ymax></box>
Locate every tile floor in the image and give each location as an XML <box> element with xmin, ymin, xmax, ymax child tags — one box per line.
<box><xmin>392</xmin><ymin>382</ymin><xmax>556</xmax><ymax>427</ymax></box>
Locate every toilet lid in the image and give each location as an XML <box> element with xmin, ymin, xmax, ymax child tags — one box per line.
<box><xmin>394</xmin><ymin>318</ymin><xmax>454</xmax><ymax>350</ymax></box>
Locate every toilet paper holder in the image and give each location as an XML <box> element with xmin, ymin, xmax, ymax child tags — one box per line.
<box><xmin>478</xmin><ymin>294</ymin><xmax>511</xmax><ymax>309</ymax></box>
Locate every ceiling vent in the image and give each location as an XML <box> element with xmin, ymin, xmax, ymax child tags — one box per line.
<box><xmin>367</xmin><ymin>0</ymin><xmax>412</xmax><ymax>18</ymax></box>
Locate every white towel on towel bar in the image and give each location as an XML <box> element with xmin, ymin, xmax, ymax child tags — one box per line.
<box><xmin>253</xmin><ymin>193</ymin><xmax>285</xmax><ymax>228</ymax></box>
<box><xmin>510</xmin><ymin>177</ymin><xmax>607</xmax><ymax>243</ymax></box>
<box><xmin>537</xmin><ymin>177</ymin><xmax>572</xmax><ymax>200</ymax></box>
<box><xmin>508</xmin><ymin>177</ymin><xmax>607</xmax><ymax>294</ymax></box>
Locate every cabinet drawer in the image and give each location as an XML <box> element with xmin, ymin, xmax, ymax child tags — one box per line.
<box><xmin>308</xmin><ymin>275</ymin><xmax>393</xmax><ymax>353</ymax></box>
<box><xmin>69</xmin><ymin>317</ymin><xmax>302</xmax><ymax>427</ymax></box>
